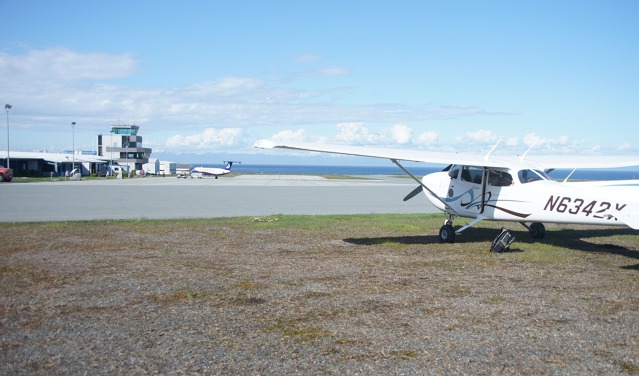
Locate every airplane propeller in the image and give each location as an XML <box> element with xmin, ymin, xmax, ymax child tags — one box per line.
<box><xmin>403</xmin><ymin>186</ymin><xmax>423</xmax><ymax>201</ymax></box>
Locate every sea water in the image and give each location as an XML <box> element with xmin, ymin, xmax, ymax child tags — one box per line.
<box><xmin>193</xmin><ymin>164</ymin><xmax>639</xmax><ymax>181</ymax></box>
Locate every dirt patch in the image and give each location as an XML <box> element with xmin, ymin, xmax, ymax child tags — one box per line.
<box><xmin>1</xmin><ymin>215</ymin><xmax>638</xmax><ymax>374</ymax></box>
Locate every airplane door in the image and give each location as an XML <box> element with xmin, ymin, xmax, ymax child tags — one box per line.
<box><xmin>482</xmin><ymin>168</ymin><xmax>515</xmax><ymax>219</ymax></box>
<box><xmin>446</xmin><ymin>165</ymin><xmax>486</xmax><ymax>216</ymax></box>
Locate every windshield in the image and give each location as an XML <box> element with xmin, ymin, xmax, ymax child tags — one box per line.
<box><xmin>448</xmin><ymin>165</ymin><xmax>460</xmax><ymax>179</ymax></box>
<box><xmin>518</xmin><ymin>169</ymin><xmax>549</xmax><ymax>183</ymax></box>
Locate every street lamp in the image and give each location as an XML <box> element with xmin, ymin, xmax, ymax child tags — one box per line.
<box><xmin>125</xmin><ymin>137</ymin><xmax>129</xmax><ymax>177</ymax></box>
<box><xmin>72</xmin><ymin>122</ymin><xmax>76</xmax><ymax>174</ymax></box>
<box><xmin>4</xmin><ymin>104</ymin><xmax>11</xmax><ymax>169</ymax></box>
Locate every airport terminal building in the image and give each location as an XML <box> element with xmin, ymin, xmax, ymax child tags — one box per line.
<box><xmin>97</xmin><ymin>124</ymin><xmax>152</xmax><ymax>173</ymax></box>
<box><xmin>1</xmin><ymin>124</ymin><xmax>154</xmax><ymax>177</ymax></box>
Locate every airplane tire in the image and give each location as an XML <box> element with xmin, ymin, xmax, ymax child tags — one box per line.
<box><xmin>439</xmin><ymin>225</ymin><xmax>455</xmax><ymax>243</ymax></box>
<box><xmin>529</xmin><ymin>222</ymin><xmax>546</xmax><ymax>239</ymax></box>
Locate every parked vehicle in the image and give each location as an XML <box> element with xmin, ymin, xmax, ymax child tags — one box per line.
<box><xmin>0</xmin><ymin>167</ymin><xmax>13</xmax><ymax>182</ymax></box>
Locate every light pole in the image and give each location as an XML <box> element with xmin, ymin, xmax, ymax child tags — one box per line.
<box><xmin>125</xmin><ymin>137</ymin><xmax>129</xmax><ymax>178</ymax></box>
<box><xmin>72</xmin><ymin>121</ymin><xmax>76</xmax><ymax>174</ymax></box>
<box><xmin>4</xmin><ymin>104</ymin><xmax>11</xmax><ymax>169</ymax></box>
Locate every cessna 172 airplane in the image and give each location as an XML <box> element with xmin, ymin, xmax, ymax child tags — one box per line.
<box><xmin>255</xmin><ymin>140</ymin><xmax>639</xmax><ymax>247</ymax></box>
<box><xmin>190</xmin><ymin>161</ymin><xmax>238</xmax><ymax>179</ymax></box>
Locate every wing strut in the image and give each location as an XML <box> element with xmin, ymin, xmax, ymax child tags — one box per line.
<box><xmin>390</xmin><ymin>159</ymin><xmax>458</xmax><ymax>214</ymax></box>
<box><xmin>456</xmin><ymin>217</ymin><xmax>484</xmax><ymax>234</ymax></box>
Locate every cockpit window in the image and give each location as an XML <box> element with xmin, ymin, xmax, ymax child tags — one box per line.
<box><xmin>448</xmin><ymin>165</ymin><xmax>459</xmax><ymax>179</ymax></box>
<box><xmin>460</xmin><ymin>166</ymin><xmax>484</xmax><ymax>184</ymax></box>
<box><xmin>487</xmin><ymin>169</ymin><xmax>513</xmax><ymax>186</ymax></box>
<box><xmin>518</xmin><ymin>169</ymin><xmax>549</xmax><ymax>183</ymax></box>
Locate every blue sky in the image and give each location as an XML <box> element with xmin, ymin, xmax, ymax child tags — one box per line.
<box><xmin>1</xmin><ymin>0</ymin><xmax>638</xmax><ymax>164</ymax></box>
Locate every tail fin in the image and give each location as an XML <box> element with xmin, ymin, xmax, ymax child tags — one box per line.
<box><xmin>224</xmin><ymin>161</ymin><xmax>233</xmax><ymax>170</ymax></box>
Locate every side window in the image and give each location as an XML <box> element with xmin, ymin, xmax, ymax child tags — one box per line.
<box><xmin>488</xmin><ymin>170</ymin><xmax>513</xmax><ymax>186</ymax></box>
<box><xmin>461</xmin><ymin>166</ymin><xmax>483</xmax><ymax>184</ymax></box>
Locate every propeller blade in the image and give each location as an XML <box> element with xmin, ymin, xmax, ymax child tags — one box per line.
<box><xmin>403</xmin><ymin>186</ymin><xmax>423</xmax><ymax>201</ymax></box>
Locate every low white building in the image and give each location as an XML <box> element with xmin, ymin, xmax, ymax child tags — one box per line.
<box><xmin>143</xmin><ymin>158</ymin><xmax>161</xmax><ymax>175</ymax></box>
<box><xmin>160</xmin><ymin>161</ymin><xmax>176</xmax><ymax>175</ymax></box>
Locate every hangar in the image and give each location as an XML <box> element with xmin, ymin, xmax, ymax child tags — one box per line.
<box><xmin>1</xmin><ymin>123</ymin><xmax>154</xmax><ymax>178</ymax></box>
<box><xmin>0</xmin><ymin>150</ymin><xmax>109</xmax><ymax>177</ymax></box>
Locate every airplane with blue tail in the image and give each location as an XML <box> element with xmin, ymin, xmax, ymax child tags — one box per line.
<box><xmin>190</xmin><ymin>161</ymin><xmax>239</xmax><ymax>179</ymax></box>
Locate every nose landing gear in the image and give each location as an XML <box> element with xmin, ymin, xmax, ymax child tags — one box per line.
<box><xmin>439</xmin><ymin>221</ymin><xmax>456</xmax><ymax>243</ymax></box>
<box><xmin>438</xmin><ymin>215</ymin><xmax>518</xmax><ymax>253</ymax></box>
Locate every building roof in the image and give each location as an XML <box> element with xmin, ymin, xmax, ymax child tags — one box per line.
<box><xmin>0</xmin><ymin>151</ymin><xmax>108</xmax><ymax>164</ymax></box>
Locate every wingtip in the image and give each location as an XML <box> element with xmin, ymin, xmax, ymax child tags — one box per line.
<box><xmin>254</xmin><ymin>139</ymin><xmax>275</xmax><ymax>149</ymax></box>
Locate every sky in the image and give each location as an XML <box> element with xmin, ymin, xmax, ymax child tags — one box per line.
<box><xmin>1</xmin><ymin>0</ymin><xmax>638</xmax><ymax>164</ymax></box>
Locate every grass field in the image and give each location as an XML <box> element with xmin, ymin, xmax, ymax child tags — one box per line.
<box><xmin>2</xmin><ymin>214</ymin><xmax>638</xmax><ymax>374</ymax></box>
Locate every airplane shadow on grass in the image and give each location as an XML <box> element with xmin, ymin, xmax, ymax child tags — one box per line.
<box><xmin>343</xmin><ymin>226</ymin><xmax>639</xmax><ymax>269</ymax></box>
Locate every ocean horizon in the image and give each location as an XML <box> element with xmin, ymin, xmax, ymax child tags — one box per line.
<box><xmin>193</xmin><ymin>163</ymin><xmax>639</xmax><ymax>181</ymax></box>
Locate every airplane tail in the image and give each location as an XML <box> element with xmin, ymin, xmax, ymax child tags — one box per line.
<box><xmin>224</xmin><ymin>161</ymin><xmax>233</xmax><ymax>171</ymax></box>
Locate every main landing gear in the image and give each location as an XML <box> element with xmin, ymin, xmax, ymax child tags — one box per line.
<box><xmin>520</xmin><ymin>222</ymin><xmax>546</xmax><ymax>239</ymax></box>
<box><xmin>438</xmin><ymin>215</ymin><xmax>547</xmax><ymax>246</ymax></box>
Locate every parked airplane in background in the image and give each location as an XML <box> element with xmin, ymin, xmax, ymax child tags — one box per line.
<box><xmin>255</xmin><ymin>140</ymin><xmax>639</xmax><ymax>250</ymax></box>
<box><xmin>190</xmin><ymin>161</ymin><xmax>239</xmax><ymax>179</ymax></box>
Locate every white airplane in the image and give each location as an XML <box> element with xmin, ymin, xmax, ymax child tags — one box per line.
<box><xmin>255</xmin><ymin>140</ymin><xmax>639</xmax><ymax>248</ymax></box>
<box><xmin>190</xmin><ymin>161</ymin><xmax>238</xmax><ymax>179</ymax></box>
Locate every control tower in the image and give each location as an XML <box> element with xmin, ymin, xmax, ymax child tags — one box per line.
<box><xmin>97</xmin><ymin>124</ymin><xmax>152</xmax><ymax>172</ymax></box>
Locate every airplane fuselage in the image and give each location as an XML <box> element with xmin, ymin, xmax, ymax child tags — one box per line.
<box><xmin>191</xmin><ymin>167</ymin><xmax>230</xmax><ymax>177</ymax></box>
<box><xmin>422</xmin><ymin>166</ymin><xmax>638</xmax><ymax>228</ymax></box>
<box><xmin>190</xmin><ymin>162</ymin><xmax>235</xmax><ymax>179</ymax></box>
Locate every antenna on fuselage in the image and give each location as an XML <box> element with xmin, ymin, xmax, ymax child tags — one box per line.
<box><xmin>520</xmin><ymin>142</ymin><xmax>536</xmax><ymax>162</ymax></box>
<box><xmin>484</xmin><ymin>139</ymin><xmax>501</xmax><ymax>161</ymax></box>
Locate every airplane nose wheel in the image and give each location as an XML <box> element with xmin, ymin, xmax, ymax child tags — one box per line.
<box><xmin>439</xmin><ymin>223</ymin><xmax>456</xmax><ymax>243</ymax></box>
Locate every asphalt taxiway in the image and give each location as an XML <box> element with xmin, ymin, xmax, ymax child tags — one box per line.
<box><xmin>1</xmin><ymin>175</ymin><xmax>439</xmax><ymax>222</ymax></box>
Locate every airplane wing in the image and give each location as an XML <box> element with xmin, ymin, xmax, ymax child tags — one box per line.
<box><xmin>255</xmin><ymin>140</ymin><xmax>507</xmax><ymax>168</ymax></box>
<box><xmin>520</xmin><ymin>155</ymin><xmax>639</xmax><ymax>170</ymax></box>
<box><xmin>254</xmin><ymin>140</ymin><xmax>639</xmax><ymax>170</ymax></box>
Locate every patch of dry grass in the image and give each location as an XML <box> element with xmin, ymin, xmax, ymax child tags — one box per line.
<box><xmin>1</xmin><ymin>214</ymin><xmax>638</xmax><ymax>374</ymax></box>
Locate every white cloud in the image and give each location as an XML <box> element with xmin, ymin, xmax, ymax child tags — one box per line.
<box><xmin>1</xmin><ymin>47</ymin><xmax>509</xmax><ymax>153</ymax></box>
<box><xmin>455</xmin><ymin>129</ymin><xmax>500</xmax><ymax>145</ymax></box>
<box><xmin>270</xmin><ymin>128</ymin><xmax>309</xmax><ymax>143</ymax></box>
<box><xmin>0</xmin><ymin>48</ymin><xmax>137</xmax><ymax>84</ymax></box>
<box><xmin>384</xmin><ymin>124</ymin><xmax>413</xmax><ymax>144</ymax></box>
<box><xmin>523</xmin><ymin>133</ymin><xmax>578</xmax><ymax>148</ymax></box>
<box><xmin>618</xmin><ymin>143</ymin><xmax>632</xmax><ymax>151</ymax></box>
<box><xmin>333</xmin><ymin>123</ymin><xmax>426</xmax><ymax>146</ymax></box>
<box><xmin>165</xmin><ymin>128</ymin><xmax>243</xmax><ymax>150</ymax></box>
<box><xmin>505</xmin><ymin>137</ymin><xmax>520</xmax><ymax>147</ymax></box>
<box><xmin>415</xmin><ymin>131</ymin><xmax>438</xmax><ymax>145</ymax></box>
<box><xmin>186</xmin><ymin>77</ymin><xmax>263</xmax><ymax>97</ymax></box>
<box><xmin>335</xmin><ymin>122</ymin><xmax>379</xmax><ymax>144</ymax></box>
